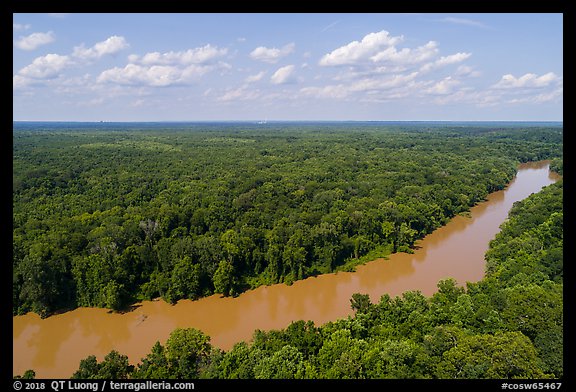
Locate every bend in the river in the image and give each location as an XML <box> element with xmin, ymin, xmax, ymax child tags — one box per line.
<box><xmin>13</xmin><ymin>160</ymin><xmax>561</xmax><ymax>378</ymax></box>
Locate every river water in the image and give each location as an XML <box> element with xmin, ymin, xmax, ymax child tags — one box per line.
<box><xmin>12</xmin><ymin>160</ymin><xmax>560</xmax><ymax>378</ymax></box>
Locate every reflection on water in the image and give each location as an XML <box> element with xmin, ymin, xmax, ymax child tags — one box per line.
<box><xmin>13</xmin><ymin>161</ymin><xmax>560</xmax><ymax>378</ymax></box>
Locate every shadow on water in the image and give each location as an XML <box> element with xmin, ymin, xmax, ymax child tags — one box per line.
<box><xmin>116</xmin><ymin>303</ymin><xmax>142</xmax><ymax>314</ymax></box>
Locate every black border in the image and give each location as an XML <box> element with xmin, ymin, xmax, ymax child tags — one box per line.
<box><xmin>9</xmin><ymin>1</ymin><xmax>571</xmax><ymax>390</ymax></box>
<box><xmin>7</xmin><ymin>1</ymin><xmax>569</xmax><ymax>13</ymax></box>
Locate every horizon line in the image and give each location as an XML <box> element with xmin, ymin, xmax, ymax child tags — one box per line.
<box><xmin>13</xmin><ymin>120</ymin><xmax>564</xmax><ymax>123</ymax></box>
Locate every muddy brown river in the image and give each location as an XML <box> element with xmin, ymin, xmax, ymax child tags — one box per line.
<box><xmin>13</xmin><ymin>160</ymin><xmax>560</xmax><ymax>378</ymax></box>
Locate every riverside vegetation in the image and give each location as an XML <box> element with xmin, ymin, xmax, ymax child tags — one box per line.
<box><xmin>13</xmin><ymin>123</ymin><xmax>562</xmax><ymax>379</ymax></box>
<box><xmin>61</xmin><ymin>175</ymin><xmax>562</xmax><ymax>379</ymax></box>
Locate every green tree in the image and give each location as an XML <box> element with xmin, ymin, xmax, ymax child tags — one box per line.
<box><xmin>169</xmin><ymin>256</ymin><xmax>201</xmax><ymax>301</ymax></box>
<box><xmin>534</xmin><ymin>324</ymin><xmax>563</xmax><ymax>377</ymax></box>
<box><xmin>103</xmin><ymin>280</ymin><xmax>125</xmax><ymax>311</ymax></box>
<box><xmin>16</xmin><ymin>243</ymin><xmax>69</xmax><ymax>317</ymax></box>
<box><xmin>283</xmin><ymin>320</ymin><xmax>323</xmax><ymax>357</ymax></box>
<box><xmin>213</xmin><ymin>260</ymin><xmax>235</xmax><ymax>296</ymax></box>
<box><xmin>71</xmin><ymin>351</ymin><xmax>133</xmax><ymax>379</ymax></box>
<box><xmin>364</xmin><ymin>339</ymin><xmax>426</xmax><ymax>378</ymax></box>
<box><xmin>98</xmin><ymin>351</ymin><xmax>134</xmax><ymax>379</ymax></box>
<box><xmin>430</xmin><ymin>278</ymin><xmax>465</xmax><ymax>325</ymax></box>
<box><xmin>72</xmin><ymin>356</ymin><xmax>100</xmax><ymax>379</ymax></box>
<box><xmin>254</xmin><ymin>345</ymin><xmax>307</xmax><ymax>379</ymax></box>
<box><xmin>133</xmin><ymin>342</ymin><xmax>171</xmax><ymax>379</ymax></box>
<box><xmin>436</xmin><ymin>332</ymin><xmax>547</xmax><ymax>378</ymax></box>
<box><xmin>14</xmin><ymin>370</ymin><xmax>36</xmax><ymax>379</ymax></box>
<box><xmin>450</xmin><ymin>294</ymin><xmax>475</xmax><ymax>327</ymax></box>
<box><xmin>220</xmin><ymin>229</ymin><xmax>240</xmax><ymax>264</ymax></box>
<box><xmin>317</xmin><ymin>329</ymin><xmax>369</xmax><ymax>379</ymax></box>
<box><xmin>217</xmin><ymin>342</ymin><xmax>264</xmax><ymax>379</ymax></box>
<box><xmin>165</xmin><ymin>328</ymin><xmax>212</xmax><ymax>378</ymax></box>
<box><xmin>350</xmin><ymin>293</ymin><xmax>372</xmax><ymax>314</ymax></box>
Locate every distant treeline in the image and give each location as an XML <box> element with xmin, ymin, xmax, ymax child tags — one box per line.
<box><xmin>13</xmin><ymin>125</ymin><xmax>562</xmax><ymax>317</ymax></box>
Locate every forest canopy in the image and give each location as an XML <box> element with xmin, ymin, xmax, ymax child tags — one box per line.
<box><xmin>12</xmin><ymin>123</ymin><xmax>563</xmax><ymax>317</ymax></box>
<box><xmin>65</xmin><ymin>177</ymin><xmax>563</xmax><ymax>379</ymax></box>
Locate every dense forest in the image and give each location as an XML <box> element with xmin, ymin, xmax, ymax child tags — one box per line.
<box><xmin>57</xmin><ymin>175</ymin><xmax>561</xmax><ymax>379</ymax></box>
<box><xmin>13</xmin><ymin>124</ymin><xmax>562</xmax><ymax>317</ymax></box>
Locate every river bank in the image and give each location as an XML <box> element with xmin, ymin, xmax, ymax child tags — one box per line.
<box><xmin>13</xmin><ymin>160</ymin><xmax>560</xmax><ymax>378</ymax></box>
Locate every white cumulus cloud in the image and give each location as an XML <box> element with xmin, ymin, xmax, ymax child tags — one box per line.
<box><xmin>300</xmin><ymin>71</ymin><xmax>423</xmax><ymax>101</ymax></box>
<box><xmin>98</xmin><ymin>43</ymin><xmax>230</xmax><ymax>88</ymax></box>
<box><xmin>98</xmin><ymin>63</ymin><xmax>216</xmax><ymax>87</ymax></box>
<box><xmin>420</xmin><ymin>52</ymin><xmax>472</xmax><ymax>73</ymax></box>
<box><xmin>455</xmin><ymin>65</ymin><xmax>481</xmax><ymax>78</ymax></box>
<box><xmin>133</xmin><ymin>45</ymin><xmax>228</xmax><ymax>66</ymax></box>
<box><xmin>425</xmin><ymin>77</ymin><xmax>461</xmax><ymax>95</ymax></box>
<box><xmin>309</xmin><ymin>29</ymin><xmax>481</xmax><ymax>105</ymax></box>
<box><xmin>218</xmin><ymin>86</ymin><xmax>261</xmax><ymax>102</ymax></box>
<box><xmin>369</xmin><ymin>41</ymin><xmax>438</xmax><ymax>65</ymax></box>
<box><xmin>270</xmin><ymin>65</ymin><xmax>296</xmax><ymax>84</ymax></box>
<box><xmin>530</xmin><ymin>87</ymin><xmax>563</xmax><ymax>103</ymax></box>
<box><xmin>98</xmin><ymin>64</ymin><xmax>180</xmax><ymax>87</ymax></box>
<box><xmin>14</xmin><ymin>35</ymin><xmax>132</xmax><ymax>90</ymax></box>
<box><xmin>13</xmin><ymin>74</ymin><xmax>34</xmax><ymax>89</ymax></box>
<box><xmin>250</xmin><ymin>43</ymin><xmax>295</xmax><ymax>63</ymax></box>
<box><xmin>73</xmin><ymin>36</ymin><xmax>129</xmax><ymax>60</ymax></box>
<box><xmin>245</xmin><ymin>71</ymin><xmax>266</xmax><ymax>83</ymax></box>
<box><xmin>350</xmin><ymin>72</ymin><xmax>420</xmax><ymax>93</ymax></box>
<box><xmin>319</xmin><ymin>30</ymin><xmax>404</xmax><ymax>66</ymax></box>
<box><xmin>492</xmin><ymin>72</ymin><xmax>559</xmax><ymax>89</ymax></box>
<box><xmin>14</xmin><ymin>31</ymin><xmax>55</xmax><ymax>51</ymax></box>
<box><xmin>18</xmin><ymin>53</ymin><xmax>72</xmax><ymax>79</ymax></box>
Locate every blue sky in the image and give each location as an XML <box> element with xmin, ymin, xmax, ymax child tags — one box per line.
<box><xmin>13</xmin><ymin>13</ymin><xmax>563</xmax><ymax>121</ymax></box>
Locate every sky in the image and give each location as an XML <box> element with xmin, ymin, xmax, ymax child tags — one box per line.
<box><xmin>13</xmin><ymin>13</ymin><xmax>563</xmax><ymax>122</ymax></box>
